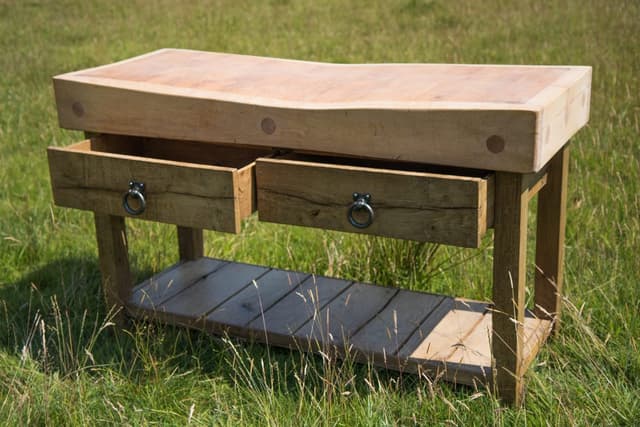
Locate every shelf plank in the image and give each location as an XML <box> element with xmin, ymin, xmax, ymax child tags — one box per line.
<box><xmin>205</xmin><ymin>269</ymin><xmax>310</xmax><ymax>334</ymax></box>
<box><xmin>444</xmin><ymin>311</ymin><xmax>492</xmax><ymax>367</ymax></box>
<box><xmin>246</xmin><ymin>276</ymin><xmax>353</xmax><ymax>346</ymax></box>
<box><xmin>129</xmin><ymin>257</ymin><xmax>225</xmax><ymax>311</ymax></box>
<box><xmin>294</xmin><ymin>282</ymin><xmax>398</xmax><ymax>349</ymax></box>
<box><xmin>403</xmin><ymin>301</ymin><xmax>485</xmax><ymax>363</ymax></box>
<box><xmin>444</xmin><ymin>313</ymin><xmax>552</xmax><ymax>370</ymax></box>
<box><xmin>154</xmin><ymin>262</ymin><xmax>269</xmax><ymax>325</ymax></box>
<box><xmin>395</xmin><ymin>297</ymin><xmax>456</xmax><ymax>360</ymax></box>
<box><xmin>349</xmin><ymin>290</ymin><xmax>447</xmax><ymax>364</ymax></box>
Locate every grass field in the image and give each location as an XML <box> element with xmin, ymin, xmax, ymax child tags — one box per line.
<box><xmin>1</xmin><ymin>0</ymin><xmax>639</xmax><ymax>424</ymax></box>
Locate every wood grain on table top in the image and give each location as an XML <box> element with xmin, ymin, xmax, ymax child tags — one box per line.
<box><xmin>70</xmin><ymin>49</ymin><xmax>576</xmax><ymax>108</ymax></box>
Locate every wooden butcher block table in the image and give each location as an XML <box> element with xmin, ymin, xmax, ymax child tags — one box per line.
<box><xmin>47</xmin><ymin>49</ymin><xmax>591</xmax><ymax>405</ymax></box>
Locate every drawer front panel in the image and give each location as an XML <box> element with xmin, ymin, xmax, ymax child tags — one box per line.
<box><xmin>256</xmin><ymin>157</ymin><xmax>492</xmax><ymax>247</ymax></box>
<box><xmin>48</xmin><ymin>140</ymin><xmax>256</xmax><ymax>233</ymax></box>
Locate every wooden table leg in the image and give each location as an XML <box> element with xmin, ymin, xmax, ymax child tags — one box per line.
<box><xmin>534</xmin><ymin>147</ymin><xmax>569</xmax><ymax>330</ymax></box>
<box><xmin>492</xmin><ymin>172</ymin><xmax>529</xmax><ymax>406</ymax></box>
<box><xmin>177</xmin><ymin>226</ymin><xmax>204</xmax><ymax>261</ymax></box>
<box><xmin>94</xmin><ymin>213</ymin><xmax>131</xmax><ymax>325</ymax></box>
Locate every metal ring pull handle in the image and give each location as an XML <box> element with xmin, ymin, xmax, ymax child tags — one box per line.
<box><xmin>123</xmin><ymin>180</ymin><xmax>146</xmax><ymax>215</ymax></box>
<box><xmin>347</xmin><ymin>192</ymin><xmax>374</xmax><ymax>229</ymax></box>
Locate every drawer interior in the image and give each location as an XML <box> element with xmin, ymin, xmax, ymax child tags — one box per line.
<box><xmin>272</xmin><ymin>151</ymin><xmax>493</xmax><ymax>179</ymax></box>
<box><xmin>80</xmin><ymin>134</ymin><xmax>273</xmax><ymax>169</ymax></box>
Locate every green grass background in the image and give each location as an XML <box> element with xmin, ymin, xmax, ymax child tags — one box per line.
<box><xmin>0</xmin><ymin>0</ymin><xmax>639</xmax><ymax>424</ymax></box>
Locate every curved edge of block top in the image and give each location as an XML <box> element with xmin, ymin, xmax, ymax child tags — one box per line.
<box><xmin>52</xmin><ymin>48</ymin><xmax>591</xmax><ymax>172</ymax></box>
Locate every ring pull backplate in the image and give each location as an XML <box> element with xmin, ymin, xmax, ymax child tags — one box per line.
<box><xmin>348</xmin><ymin>192</ymin><xmax>374</xmax><ymax>228</ymax></box>
<box><xmin>123</xmin><ymin>180</ymin><xmax>146</xmax><ymax>215</ymax></box>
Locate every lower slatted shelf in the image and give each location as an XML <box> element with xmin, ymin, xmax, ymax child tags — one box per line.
<box><xmin>127</xmin><ymin>257</ymin><xmax>551</xmax><ymax>386</ymax></box>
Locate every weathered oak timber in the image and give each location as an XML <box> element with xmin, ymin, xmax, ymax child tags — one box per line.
<box><xmin>47</xmin><ymin>139</ymin><xmax>258</xmax><ymax>233</ymax></box>
<box><xmin>349</xmin><ymin>290</ymin><xmax>447</xmax><ymax>364</ymax></box>
<box><xmin>256</xmin><ymin>155</ymin><xmax>492</xmax><ymax>247</ymax></box>
<box><xmin>129</xmin><ymin>258</ymin><xmax>226</xmax><ymax>313</ymax></box>
<box><xmin>94</xmin><ymin>213</ymin><xmax>131</xmax><ymax>325</ymax></box>
<box><xmin>246</xmin><ymin>276</ymin><xmax>353</xmax><ymax>346</ymax></box>
<box><xmin>534</xmin><ymin>147</ymin><xmax>570</xmax><ymax>328</ymax></box>
<box><xmin>205</xmin><ymin>269</ymin><xmax>310</xmax><ymax>335</ymax></box>
<box><xmin>492</xmin><ymin>172</ymin><xmax>529</xmax><ymax>406</ymax></box>
<box><xmin>177</xmin><ymin>226</ymin><xmax>204</xmax><ymax>261</ymax></box>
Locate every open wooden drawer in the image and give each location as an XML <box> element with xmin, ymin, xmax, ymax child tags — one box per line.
<box><xmin>256</xmin><ymin>153</ymin><xmax>494</xmax><ymax>247</ymax></box>
<box><xmin>47</xmin><ymin>135</ymin><xmax>271</xmax><ymax>233</ymax></box>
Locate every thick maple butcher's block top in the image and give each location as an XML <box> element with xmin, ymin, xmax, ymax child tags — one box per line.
<box><xmin>53</xmin><ymin>49</ymin><xmax>591</xmax><ymax>172</ymax></box>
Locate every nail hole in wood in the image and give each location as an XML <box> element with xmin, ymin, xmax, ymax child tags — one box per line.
<box><xmin>261</xmin><ymin>117</ymin><xmax>276</xmax><ymax>135</ymax></box>
<box><xmin>486</xmin><ymin>135</ymin><xmax>505</xmax><ymax>154</ymax></box>
<box><xmin>72</xmin><ymin>102</ymin><xmax>84</xmax><ymax>117</ymax></box>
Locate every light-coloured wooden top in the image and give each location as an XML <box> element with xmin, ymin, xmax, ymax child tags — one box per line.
<box><xmin>54</xmin><ymin>49</ymin><xmax>591</xmax><ymax>172</ymax></box>
<box><xmin>60</xmin><ymin>49</ymin><xmax>581</xmax><ymax>109</ymax></box>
